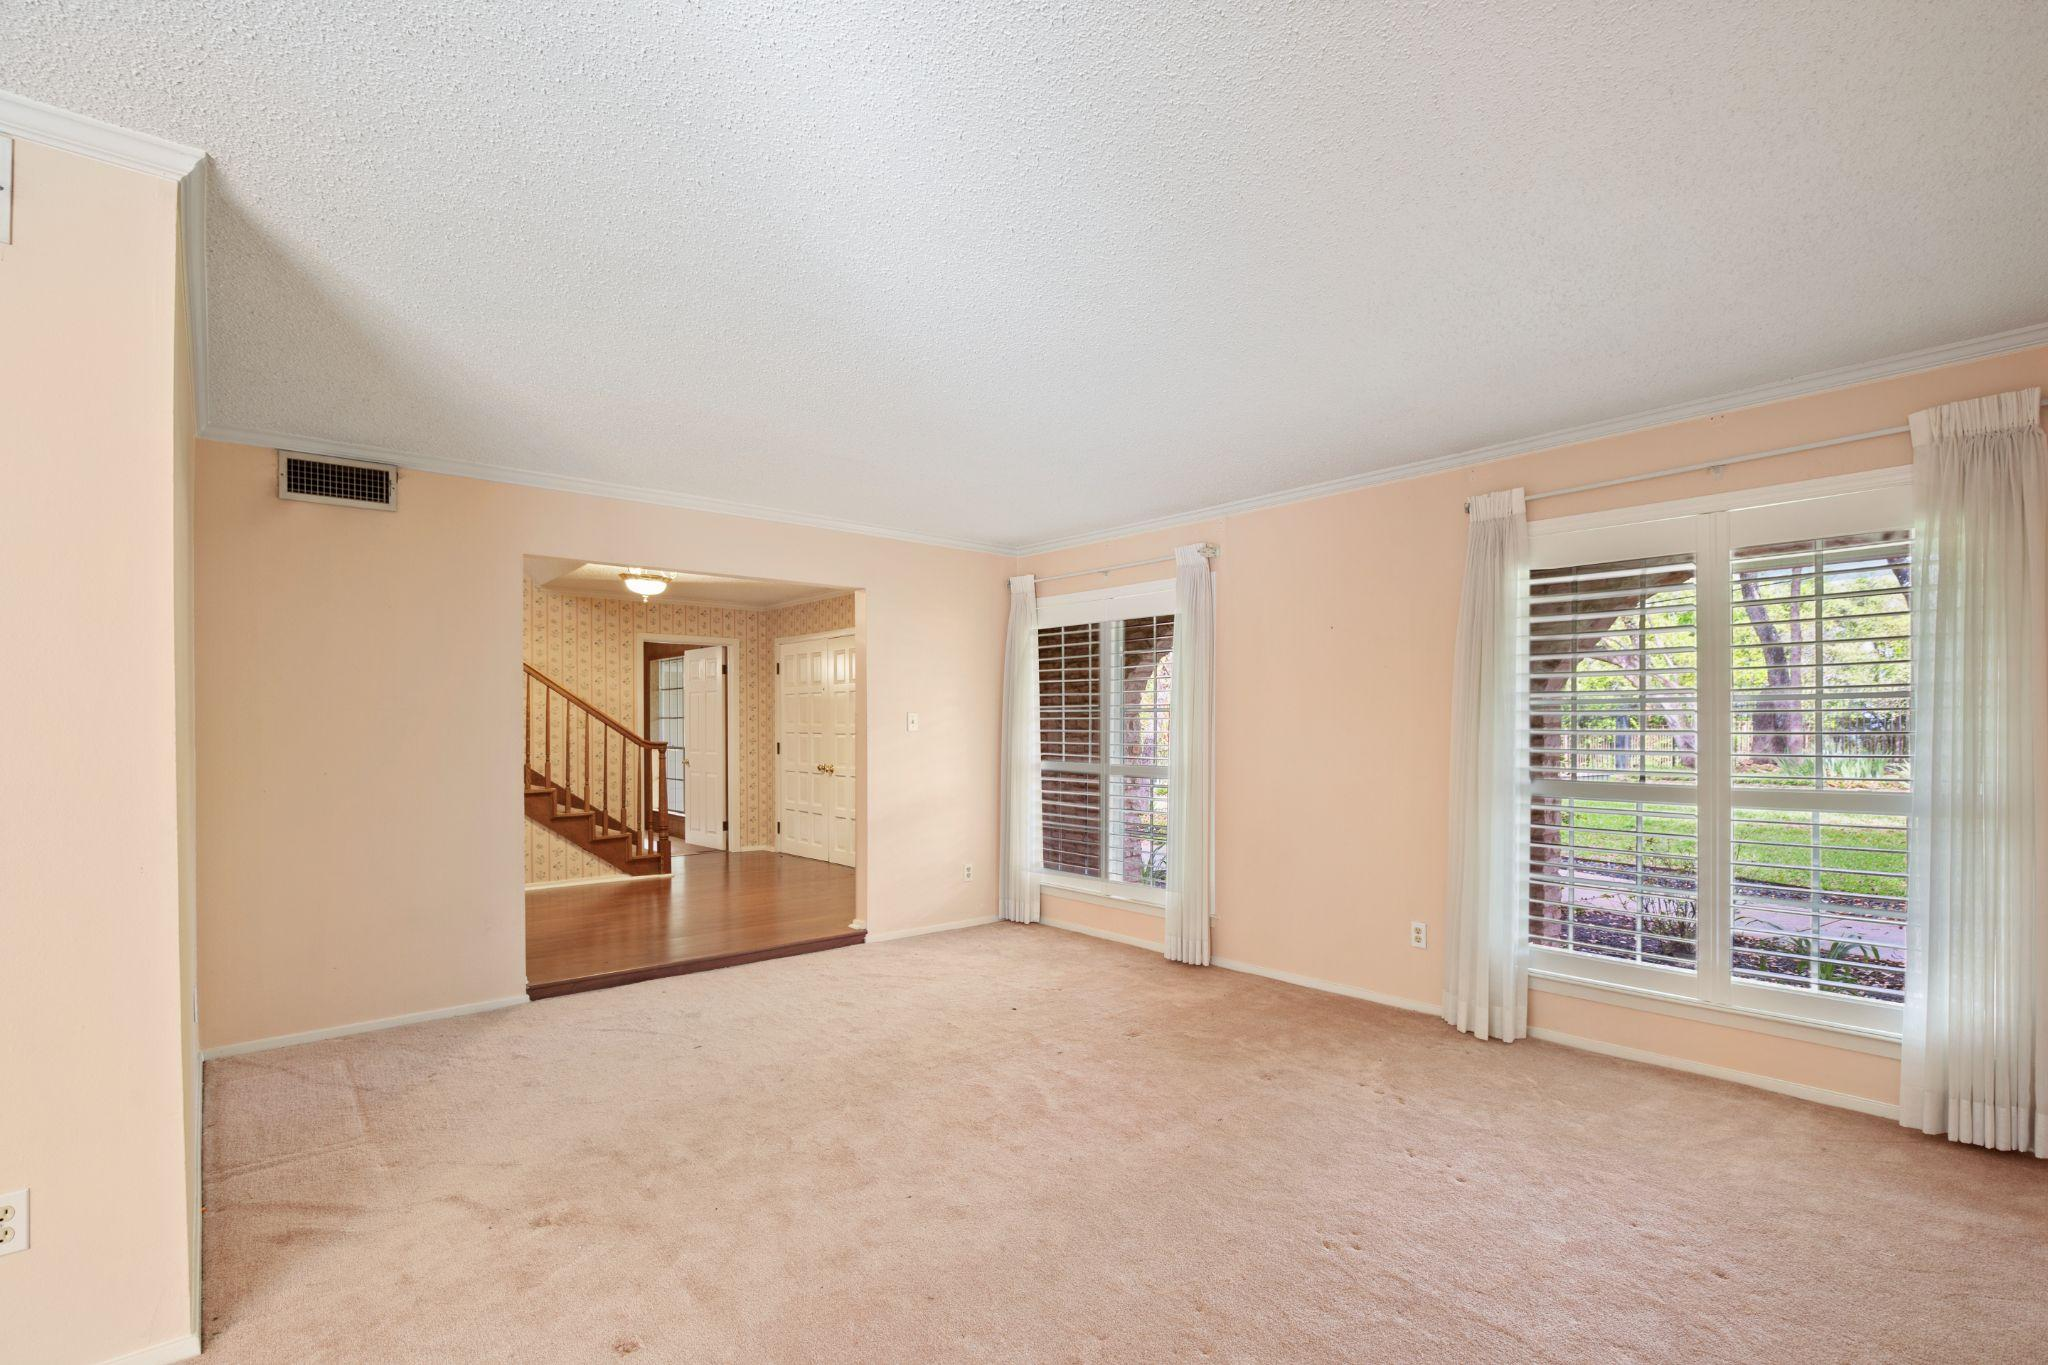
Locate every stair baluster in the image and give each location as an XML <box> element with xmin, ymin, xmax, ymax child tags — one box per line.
<box><xmin>522</xmin><ymin>663</ymin><xmax>671</xmax><ymax>875</ymax></box>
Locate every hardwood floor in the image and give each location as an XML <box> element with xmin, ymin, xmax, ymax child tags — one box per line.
<box><xmin>526</xmin><ymin>851</ymin><xmax>859</xmax><ymax>998</ymax></box>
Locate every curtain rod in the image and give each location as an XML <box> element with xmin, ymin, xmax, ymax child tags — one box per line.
<box><xmin>1033</xmin><ymin>543</ymin><xmax>1218</xmax><ymax>585</ymax></box>
<box><xmin>1466</xmin><ymin>398</ymin><xmax>2048</xmax><ymax>513</ymax></box>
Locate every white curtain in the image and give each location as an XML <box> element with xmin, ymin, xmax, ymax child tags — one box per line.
<box><xmin>1442</xmin><ymin>489</ymin><xmax>1530</xmax><ymax>1041</ymax></box>
<box><xmin>1166</xmin><ymin>544</ymin><xmax>1216</xmax><ymax>965</ymax></box>
<box><xmin>999</xmin><ymin>575</ymin><xmax>1042</xmax><ymax>924</ymax></box>
<box><xmin>1902</xmin><ymin>387</ymin><xmax>2048</xmax><ymax>1157</ymax></box>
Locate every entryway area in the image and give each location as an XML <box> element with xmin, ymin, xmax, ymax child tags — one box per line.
<box><xmin>520</xmin><ymin>557</ymin><xmax>862</xmax><ymax>996</ymax></box>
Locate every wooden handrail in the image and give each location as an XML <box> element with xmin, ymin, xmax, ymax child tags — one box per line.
<box><xmin>523</xmin><ymin>664</ymin><xmax>669</xmax><ymax>860</ymax></box>
<box><xmin>523</xmin><ymin>664</ymin><xmax>660</xmax><ymax>748</ymax></box>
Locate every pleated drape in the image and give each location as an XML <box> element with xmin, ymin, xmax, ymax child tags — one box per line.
<box><xmin>1901</xmin><ymin>387</ymin><xmax>2048</xmax><ymax>1156</ymax></box>
<box><xmin>1442</xmin><ymin>489</ymin><xmax>1530</xmax><ymax>1041</ymax></box>
<box><xmin>999</xmin><ymin>575</ymin><xmax>1042</xmax><ymax>924</ymax></box>
<box><xmin>1165</xmin><ymin>545</ymin><xmax>1215</xmax><ymax>965</ymax></box>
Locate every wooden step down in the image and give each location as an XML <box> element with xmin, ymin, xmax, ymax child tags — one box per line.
<box><xmin>523</xmin><ymin>779</ymin><xmax>670</xmax><ymax>876</ymax></box>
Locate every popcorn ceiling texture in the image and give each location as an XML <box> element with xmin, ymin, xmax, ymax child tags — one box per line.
<box><xmin>521</xmin><ymin>582</ymin><xmax>854</xmax><ymax>882</ymax></box>
<box><xmin>9</xmin><ymin>5</ymin><xmax>2048</xmax><ymax>547</ymax></box>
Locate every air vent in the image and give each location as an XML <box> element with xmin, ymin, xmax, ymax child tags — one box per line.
<box><xmin>277</xmin><ymin>451</ymin><xmax>398</xmax><ymax>510</ymax></box>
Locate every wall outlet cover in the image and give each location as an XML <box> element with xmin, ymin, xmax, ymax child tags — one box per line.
<box><xmin>0</xmin><ymin>1188</ymin><xmax>27</xmax><ymax>1257</ymax></box>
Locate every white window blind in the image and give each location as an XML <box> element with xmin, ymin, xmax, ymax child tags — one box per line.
<box><xmin>1528</xmin><ymin>552</ymin><xmax>1702</xmax><ymax>971</ymax></box>
<box><xmin>1526</xmin><ymin>481</ymin><xmax>1914</xmax><ymax>1032</ymax></box>
<box><xmin>1038</xmin><ymin>610</ymin><xmax>1175</xmax><ymax>891</ymax></box>
<box><xmin>1727</xmin><ymin>531</ymin><xmax>1911</xmax><ymax>1004</ymax></box>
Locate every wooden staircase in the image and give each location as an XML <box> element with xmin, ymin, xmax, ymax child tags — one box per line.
<box><xmin>524</xmin><ymin>664</ymin><xmax>671</xmax><ymax>876</ymax></box>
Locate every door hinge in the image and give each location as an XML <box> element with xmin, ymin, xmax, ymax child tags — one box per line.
<box><xmin>722</xmin><ymin>820</ymin><xmax>728</xmax><ymax>831</ymax></box>
<box><xmin>776</xmin><ymin>821</ymin><xmax>782</xmax><ymax>833</ymax></box>
<box><xmin>775</xmin><ymin>662</ymin><xmax>781</xmax><ymax>674</ymax></box>
<box><xmin>776</xmin><ymin>741</ymin><xmax>781</xmax><ymax>754</ymax></box>
<box><xmin>721</xmin><ymin>663</ymin><xmax>728</xmax><ymax>675</ymax></box>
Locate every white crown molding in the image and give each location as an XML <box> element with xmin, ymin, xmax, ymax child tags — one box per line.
<box><xmin>1010</xmin><ymin>319</ymin><xmax>2048</xmax><ymax>554</ymax></box>
<box><xmin>12</xmin><ymin>82</ymin><xmax>2029</xmax><ymax>565</ymax></box>
<box><xmin>0</xmin><ymin>90</ymin><xmax>213</xmax><ymax>431</ymax></box>
<box><xmin>182</xmin><ymin>159</ymin><xmax>211</xmax><ymax>430</ymax></box>
<box><xmin>199</xmin><ymin>423</ymin><xmax>1016</xmax><ymax>556</ymax></box>
<box><xmin>206</xmin><ymin>321</ymin><xmax>2048</xmax><ymax>561</ymax></box>
<box><xmin>0</xmin><ymin>88</ymin><xmax>204</xmax><ymax>180</ymax></box>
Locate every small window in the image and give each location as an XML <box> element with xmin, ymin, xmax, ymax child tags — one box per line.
<box><xmin>1038</xmin><ymin>609</ymin><xmax>1175</xmax><ymax>893</ymax></box>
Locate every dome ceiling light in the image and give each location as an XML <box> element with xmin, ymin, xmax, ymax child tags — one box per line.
<box><xmin>619</xmin><ymin>570</ymin><xmax>672</xmax><ymax>601</ymax></box>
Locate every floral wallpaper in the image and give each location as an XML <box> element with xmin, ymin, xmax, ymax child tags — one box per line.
<box><xmin>521</xmin><ymin>579</ymin><xmax>855</xmax><ymax>883</ymax></box>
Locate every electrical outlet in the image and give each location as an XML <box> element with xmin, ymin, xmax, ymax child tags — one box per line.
<box><xmin>0</xmin><ymin>1189</ymin><xmax>27</xmax><ymax>1258</ymax></box>
<box><xmin>1409</xmin><ymin>921</ymin><xmax>1428</xmax><ymax>949</ymax></box>
<box><xmin>964</xmin><ymin>864</ymin><xmax>975</xmax><ymax>881</ymax></box>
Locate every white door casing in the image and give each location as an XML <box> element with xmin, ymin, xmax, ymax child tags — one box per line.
<box><xmin>682</xmin><ymin>646</ymin><xmax>727</xmax><ymax>849</ymax></box>
<box><xmin>650</xmin><ymin>655</ymin><xmax>688</xmax><ymax>817</ymax></box>
<box><xmin>777</xmin><ymin>631</ymin><xmax>856</xmax><ymax>866</ymax></box>
<box><xmin>826</xmin><ymin>635</ymin><xmax>857</xmax><ymax>867</ymax></box>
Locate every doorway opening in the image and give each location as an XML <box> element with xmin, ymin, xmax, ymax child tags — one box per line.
<box><xmin>520</xmin><ymin>557</ymin><xmax>863</xmax><ymax>997</ymax></box>
<box><xmin>640</xmin><ymin>636</ymin><xmax>735</xmax><ymax>853</ymax></box>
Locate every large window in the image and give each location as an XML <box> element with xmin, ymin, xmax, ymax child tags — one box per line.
<box><xmin>1038</xmin><ymin>583</ymin><xmax>1175</xmax><ymax>899</ymax></box>
<box><xmin>1526</xmin><ymin>479</ymin><xmax>1913</xmax><ymax>1032</ymax></box>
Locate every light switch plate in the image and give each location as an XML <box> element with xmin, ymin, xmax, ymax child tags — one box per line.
<box><xmin>906</xmin><ymin>711</ymin><xmax>920</xmax><ymax>732</ymax></box>
<box><xmin>0</xmin><ymin>1188</ymin><xmax>27</xmax><ymax>1258</ymax></box>
<box><xmin>1</xmin><ymin>137</ymin><xmax>13</xmax><ymax>246</ymax></box>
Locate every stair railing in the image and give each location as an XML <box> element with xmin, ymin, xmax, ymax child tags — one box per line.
<box><xmin>523</xmin><ymin>664</ymin><xmax>669</xmax><ymax>859</ymax></box>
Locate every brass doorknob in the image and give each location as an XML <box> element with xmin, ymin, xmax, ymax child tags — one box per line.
<box><xmin>817</xmin><ymin>762</ymin><xmax>836</xmax><ymax>774</ymax></box>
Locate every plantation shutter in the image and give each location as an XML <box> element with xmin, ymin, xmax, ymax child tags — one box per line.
<box><xmin>1524</xmin><ymin>479</ymin><xmax>1917</xmax><ymax>1032</ymax></box>
<box><xmin>1726</xmin><ymin>531</ymin><xmax>1911</xmax><ymax>1002</ymax></box>
<box><xmin>1037</xmin><ymin>604</ymin><xmax>1175</xmax><ymax>892</ymax></box>
<box><xmin>1527</xmin><ymin>552</ymin><xmax>1702</xmax><ymax>970</ymax></box>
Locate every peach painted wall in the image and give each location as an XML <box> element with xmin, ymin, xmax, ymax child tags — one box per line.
<box><xmin>1023</xmin><ymin>344</ymin><xmax>2048</xmax><ymax>1111</ymax></box>
<box><xmin>0</xmin><ymin>141</ymin><xmax>196</xmax><ymax>1364</ymax></box>
<box><xmin>195</xmin><ymin>440</ymin><xmax>1004</xmax><ymax>1050</ymax></box>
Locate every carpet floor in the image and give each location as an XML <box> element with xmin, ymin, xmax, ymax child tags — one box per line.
<box><xmin>201</xmin><ymin>924</ymin><xmax>2047</xmax><ymax>1362</ymax></box>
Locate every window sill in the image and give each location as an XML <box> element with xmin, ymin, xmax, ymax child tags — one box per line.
<box><xmin>1528</xmin><ymin>968</ymin><xmax>1902</xmax><ymax>1058</ymax></box>
<box><xmin>1037</xmin><ymin>875</ymin><xmax>1166</xmax><ymax>917</ymax></box>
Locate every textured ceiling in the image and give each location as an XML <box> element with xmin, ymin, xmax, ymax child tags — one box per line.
<box><xmin>8</xmin><ymin>2</ymin><xmax>2048</xmax><ymax>549</ymax></box>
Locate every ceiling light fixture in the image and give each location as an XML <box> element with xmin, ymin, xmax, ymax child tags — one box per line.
<box><xmin>620</xmin><ymin>570</ymin><xmax>671</xmax><ymax>601</ymax></box>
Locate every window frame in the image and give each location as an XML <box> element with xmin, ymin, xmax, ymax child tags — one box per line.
<box><xmin>1524</xmin><ymin>468</ymin><xmax>1913</xmax><ymax>1039</ymax></box>
<box><xmin>1035</xmin><ymin>579</ymin><xmax>1176</xmax><ymax>911</ymax></box>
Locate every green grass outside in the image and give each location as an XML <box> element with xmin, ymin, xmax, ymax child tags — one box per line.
<box><xmin>1552</xmin><ymin>803</ymin><xmax>1905</xmax><ymax>899</ymax></box>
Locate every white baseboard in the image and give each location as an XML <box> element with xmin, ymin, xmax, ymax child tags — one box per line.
<box><xmin>735</xmin><ymin>843</ymin><xmax>777</xmax><ymax>853</ymax></box>
<box><xmin>1038</xmin><ymin>920</ymin><xmax>1895</xmax><ymax>1121</ymax></box>
<box><xmin>201</xmin><ymin>995</ymin><xmax>527</xmax><ymax>1061</ymax></box>
<box><xmin>524</xmin><ymin>872</ymin><xmax>645</xmax><ymax>890</ymax></box>
<box><xmin>100</xmin><ymin>1333</ymin><xmax>200</xmax><ymax>1365</ymax></box>
<box><xmin>866</xmin><ymin>914</ymin><xmax>999</xmax><ymax>942</ymax></box>
<box><xmin>1526</xmin><ymin>1027</ymin><xmax>1900</xmax><ymax>1119</ymax></box>
<box><xmin>1039</xmin><ymin>917</ymin><xmax>1164</xmax><ymax>951</ymax></box>
<box><xmin>1212</xmin><ymin>955</ymin><xmax>1439</xmax><ymax>1016</ymax></box>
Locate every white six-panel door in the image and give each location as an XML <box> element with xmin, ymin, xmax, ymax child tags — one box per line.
<box><xmin>682</xmin><ymin>646</ymin><xmax>727</xmax><ymax>849</ymax></box>
<box><xmin>777</xmin><ymin>632</ymin><xmax>855</xmax><ymax>866</ymax></box>
<box><xmin>825</xmin><ymin>636</ymin><xmax>857</xmax><ymax>867</ymax></box>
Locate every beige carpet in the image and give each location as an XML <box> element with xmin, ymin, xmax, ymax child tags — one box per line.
<box><xmin>202</xmin><ymin>924</ymin><xmax>2047</xmax><ymax>1363</ymax></box>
